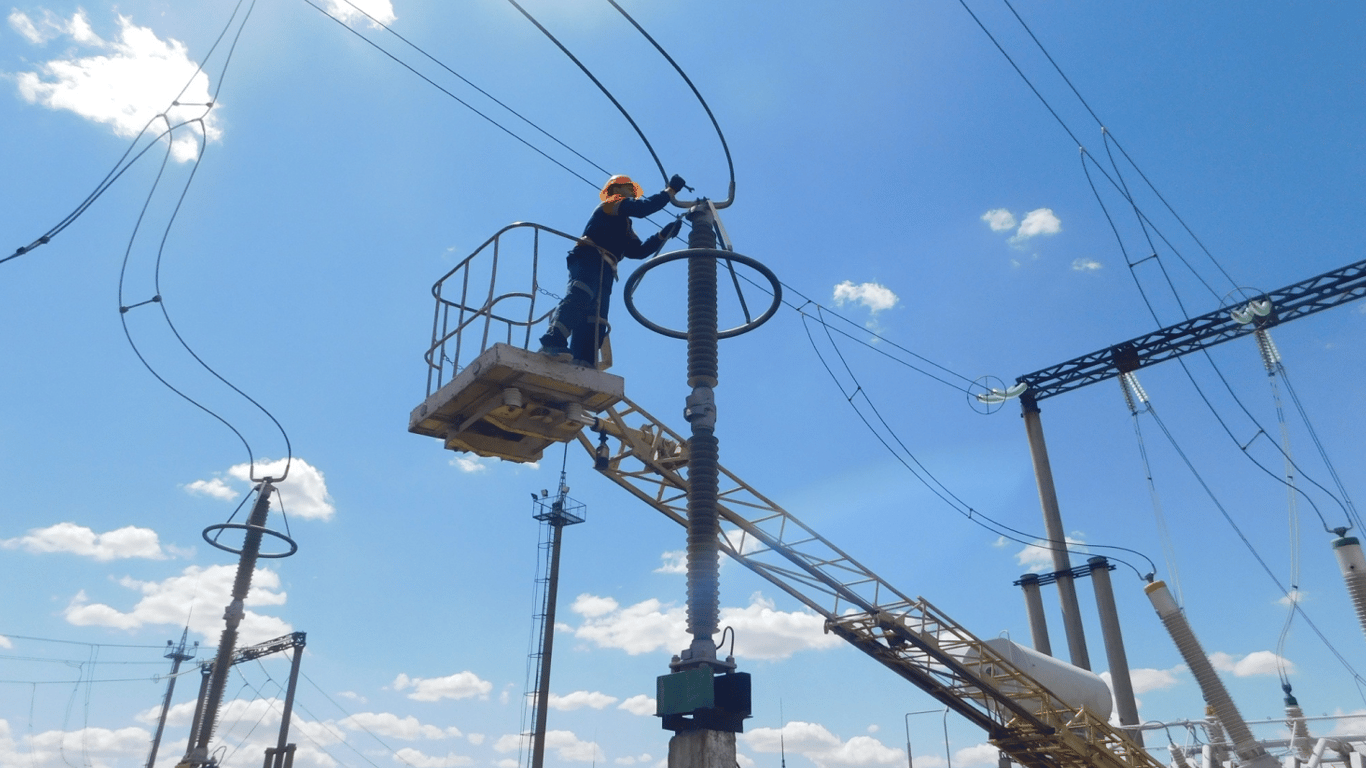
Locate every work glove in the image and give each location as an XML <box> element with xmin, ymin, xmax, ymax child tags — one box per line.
<box><xmin>659</xmin><ymin>219</ymin><xmax>682</xmax><ymax>242</ymax></box>
<box><xmin>668</xmin><ymin>174</ymin><xmax>687</xmax><ymax>194</ymax></box>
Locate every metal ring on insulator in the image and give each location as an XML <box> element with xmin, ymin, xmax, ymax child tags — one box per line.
<box><xmin>622</xmin><ymin>248</ymin><xmax>782</xmax><ymax>340</ymax></box>
<box><xmin>202</xmin><ymin>523</ymin><xmax>299</xmax><ymax>559</ymax></box>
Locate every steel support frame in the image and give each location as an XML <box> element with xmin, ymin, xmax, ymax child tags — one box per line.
<box><xmin>574</xmin><ymin>395</ymin><xmax>1164</xmax><ymax>768</ymax></box>
<box><xmin>1016</xmin><ymin>257</ymin><xmax>1366</xmax><ymax>402</ymax></box>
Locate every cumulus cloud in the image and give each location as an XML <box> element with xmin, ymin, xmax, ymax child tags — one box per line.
<box><xmin>1125</xmin><ymin>665</ymin><xmax>1185</xmax><ymax>693</ymax></box>
<box><xmin>1</xmin><ymin>522</ymin><xmax>182</xmax><ymax>560</ymax></box>
<box><xmin>550</xmin><ymin>691</ymin><xmax>618</xmax><ymax>711</ymax></box>
<box><xmin>981</xmin><ymin>209</ymin><xmax>1016</xmax><ymax>232</ymax></box>
<box><xmin>955</xmin><ymin>744</ymin><xmax>1005</xmax><ymax>766</ymax></box>
<box><xmin>1210</xmin><ymin>650</ymin><xmax>1292</xmax><ymax>677</ymax></box>
<box><xmin>1014</xmin><ymin>208</ymin><xmax>1062</xmax><ymax>240</ymax></box>
<box><xmin>744</xmin><ymin>722</ymin><xmax>903</xmax><ymax>768</ymax></box>
<box><xmin>186</xmin><ymin>457</ymin><xmax>335</xmax><ymax>520</ymax></box>
<box><xmin>324</xmin><ymin>0</ymin><xmax>397</xmax><ymax>26</ymax></box>
<box><xmin>452</xmin><ymin>456</ymin><xmax>491</xmax><ymax>473</ymax></box>
<box><xmin>1071</xmin><ymin>258</ymin><xmax>1102</xmax><ymax>272</ymax></box>
<box><xmin>832</xmin><ymin>281</ymin><xmax>899</xmax><ymax>313</ymax></box>
<box><xmin>64</xmin><ymin>564</ymin><xmax>290</xmax><ymax>643</ymax></box>
<box><xmin>394</xmin><ymin>671</ymin><xmax>493</xmax><ymax>702</ymax></box>
<box><xmin>11</xmin><ymin>10</ymin><xmax>221</xmax><ymax>162</ymax></box>
<box><xmin>1015</xmin><ymin>534</ymin><xmax>1087</xmax><ymax>573</ymax></box>
<box><xmin>339</xmin><ymin>712</ymin><xmax>461</xmax><ymax>740</ymax></box>
<box><xmin>392</xmin><ymin>748</ymin><xmax>474</xmax><ymax>767</ymax></box>
<box><xmin>494</xmin><ymin>730</ymin><xmax>600</xmax><ymax>763</ymax></box>
<box><xmin>618</xmin><ymin>694</ymin><xmax>655</xmax><ymax>716</ymax></box>
<box><xmin>654</xmin><ymin>550</ymin><xmax>686</xmax><ymax>574</ymax></box>
<box><xmin>568</xmin><ymin>592</ymin><xmax>840</xmax><ymax>660</ymax></box>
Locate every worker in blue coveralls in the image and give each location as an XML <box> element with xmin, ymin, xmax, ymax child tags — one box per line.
<box><xmin>538</xmin><ymin>172</ymin><xmax>686</xmax><ymax>368</ymax></box>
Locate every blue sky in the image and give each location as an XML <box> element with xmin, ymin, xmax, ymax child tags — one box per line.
<box><xmin>2</xmin><ymin>1</ymin><xmax>1365</xmax><ymax>767</ymax></box>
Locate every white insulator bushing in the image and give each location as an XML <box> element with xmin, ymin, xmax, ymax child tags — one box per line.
<box><xmin>1169</xmin><ymin>741</ymin><xmax>1194</xmax><ymax>768</ymax></box>
<box><xmin>1286</xmin><ymin>703</ymin><xmax>1313</xmax><ymax>760</ymax></box>
<box><xmin>1145</xmin><ymin>582</ymin><xmax>1279</xmax><ymax>768</ymax></box>
<box><xmin>502</xmin><ymin>387</ymin><xmax>524</xmax><ymax>409</ymax></box>
<box><xmin>1332</xmin><ymin>537</ymin><xmax>1366</xmax><ymax>646</ymax></box>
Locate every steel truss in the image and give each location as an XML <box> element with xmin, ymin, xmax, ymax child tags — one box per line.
<box><xmin>575</xmin><ymin>395</ymin><xmax>1163</xmax><ymax>768</ymax></box>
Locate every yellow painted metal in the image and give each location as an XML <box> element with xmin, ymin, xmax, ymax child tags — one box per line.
<box><xmin>408</xmin><ymin>343</ymin><xmax>624</xmax><ymax>463</ymax></box>
<box><xmin>576</xmin><ymin>394</ymin><xmax>1165</xmax><ymax>768</ymax></box>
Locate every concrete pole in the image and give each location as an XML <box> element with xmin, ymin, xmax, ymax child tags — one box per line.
<box><xmin>1018</xmin><ymin>573</ymin><xmax>1052</xmax><ymax>656</ymax></box>
<box><xmin>531</xmin><ymin>517</ymin><xmax>566</xmax><ymax>768</ymax></box>
<box><xmin>1020</xmin><ymin>398</ymin><xmax>1090</xmax><ymax>670</ymax></box>
<box><xmin>1087</xmin><ymin>557</ymin><xmax>1141</xmax><ymax>745</ymax></box>
<box><xmin>271</xmin><ymin>634</ymin><xmax>306</xmax><ymax>767</ymax></box>
<box><xmin>147</xmin><ymin>631</ymin><xmax>195</xmax><ymax>768</ymax></box>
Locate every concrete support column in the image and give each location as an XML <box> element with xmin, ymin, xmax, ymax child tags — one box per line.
<box><xmin>1087</xmin><ymin>557</ymin><xmax>1141</xmax><ymax>745</ymax></box>
<box><xmin>668</xmin><ymin>730</ymin><xmax>735</xmax><ymax>768</ymax></box>
<box><xmin>1019</xmin><ymin>573</ymin><xmax>1052</xmax><ymax>656</ymax></box>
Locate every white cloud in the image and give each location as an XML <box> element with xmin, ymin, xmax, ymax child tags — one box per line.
<box><xmin>324</xmin><ymin>0</ymin><xmax>397</xmax><ymax>26</ymax></box>
<box><xmin>1117</xmin><ymin>665</ymin><xmax>1184</xmax><ymax>694</ymax></box>
<box><xmin>744</xmin><ymin>722</ymin><xmax>904</xmax><ymax>768</ymax></box>
<box><xmin>339</xmin><ymin>712</ymin><xmax>461</xmax><ymax>740</ymax></box>
<box><xmin>392</xmin><ymin>747</ymin><xmax>474</xmax><ymax>767</ymax></box>
<box><xmin>184</xmin><ymin>477</ymin><xmax>237</xmax><ymax>500</ymax></box>
<box><xmin>339</xmin><ymin>690</ymin><xmax>368</xmax><ymax>704</ymax></box>
<box><xmin>568</xmin><ymin>592</ymin><xmax>840</xmax><ymax>660</ymax></box>
<box><xmin>494</xmin><ymin>730</ymin><xmax>600</xmax><ymax>762</ymax></box>
<box><xmin>187</xmin><ymin>457</ymin><xmax>335</xmax><ymax>520</ymax></box>
<box><xmin>452</xmin><ymin>455</ymin><xmax>491</xmax><ymax>473</ymax></box>
<box><xmin>0</xmin><ymin>636</ymin><xmax>11</xmax><ymax>649</ymax></box>
<box><xmin>227</xmin><ymin>458</ymin><xmax>336</xmax><ymax>520</ymax></box>
<box><xmin>654</xmin><ymin>550</ymin><xmax>686</xmax><ymax>574</ymax></box>
<box><xmin>1</xmin><ymin>522</ymin><xmax>176</xmax><ymax>560</ymax></box>
<box><xmin>981</xmin><ymin>208</ymin><xmax>1016</xmax><ymax>231</ymax></box>
<box><xmin>955</xmin><ymin>743</ymin><xmax>1005</xmax><ymax>767</ymax></box>
<box><xmin>394</xmin><ymin>671</ymin><xmax>493</xmax><ymax>702</ymax></box>
<box><xmin>1012</xmin><ymin>208</ymin><xmax>1062</xmax><ymax>241</ymax></box>
<box><xmin>618</xmin><ymin>694</ymin><xmax>655</xmax><ymax>716</ymax></box>
<box><xmin>1015</xmin><ymin>534</ymin><xmax>1086</xmax><ymax>573</ymax></box>
<box><xmin>62</xmin><ymin>563</ymin><xmax>290</xmax><ymax>644</ymax></box>
<box><xmin>467</xmin><ymin>733</ymin><xmax>486</xmax><ymax>746</ymax></box>
<box><xmin>12</xmin><ymin>11</ymin><xmax>221</xmax><ymax>162</ymax></box>
<box><xmin>1210</xmin><ymin>650</ymin><xmax>1292</xmax><ymax>677</ymax></box>
<box><xmin>1071</xmin><ymin>258</ymin><xmax>1102</xmax><ymax>271</ymax></box>
<box><xmin>549</xmin><ymin>691</ymin><xmax>618</xmax><ymax>711</ymax></box>
<box><xmin>832</xmin><ymin>281</ymin><xmax>899</xmax><ymax>313</ymax></box>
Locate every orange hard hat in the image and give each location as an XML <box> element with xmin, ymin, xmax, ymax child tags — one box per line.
<box><xmin>601</xmin><ymin>174</ymin><xmax>643</xmax><ymax>201</ymax></box>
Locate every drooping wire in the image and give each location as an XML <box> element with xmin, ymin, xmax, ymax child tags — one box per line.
<box><xmin>300</xmin><ymin>0</ymin><xmax>601</xmax><ymax>190</ymax></box>
<box><xmin>5</xmin><ymin>0</ymin><xmax>254</xmax><ymax>265</ymax></box>
<box><xmin>1136</xmin><ymin>387</ymin><xmax>1366</xmax><ymax>696</ymax></box>
<box><xmin>1120</xmin><ymin>374</ymin><xmax>1184</xmax><ymax>607</ymax></box>
<box><xmin>331</xmin><ymin>0</ymin><xmax>611</xmax><ymax>179</ymax></box>
<box><xmin>605</xmin><ymin>0</ymin><xmax>736</xmax><ymax>193</ymax></box>
<box><xmin>998</xmin><ymin>0</ymin><xmax>1240</xmax><ymax>292</ymax></box>
<box><xmin>114</xmin><ymin>0</ymin><xmax>294</xmax><ymax>483</ymax></box>
<box><xmin>300</xmin><ymin>670</ymin><xmax>418</xmax><ymax>767</ymax></box>
<box><xmin>803</xmin><ymin>306</ymin><xmax>1157</xmax><ymax>580</ymax></box>
<box><xmin>1082</xmin><ymin>153</ymin><xmax>1355</xmax><ymax>533</ymax></box>
<box><xmin>503</xmin><ymin>0</ymin><xmax>668</xmax><ymax>183</ymax></box>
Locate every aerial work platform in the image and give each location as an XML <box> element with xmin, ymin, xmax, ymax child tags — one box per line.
<box><xmin>408</xmin><ymin>223</ymin><xmax>626</xmax><ymax>464</ymax></box>
<box><xmin>409</xmin><ymin>343</ymin><xmax>622</xmax><ymax>463</ymax></box>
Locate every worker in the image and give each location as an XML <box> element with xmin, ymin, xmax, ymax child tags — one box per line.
<box><xmin>538</xmin><ymin>173</ymin><xmax>686</xmax><ymax>367</ymax></box>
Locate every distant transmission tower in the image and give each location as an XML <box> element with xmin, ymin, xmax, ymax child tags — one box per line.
<box><xmin>524</xmin><ymin>471</ymin><xmax>586</xmax><ymax>768</ymax></box>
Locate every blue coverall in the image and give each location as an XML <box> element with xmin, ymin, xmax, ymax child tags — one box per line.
<box><xmin>541</xmin><ymin>190</ymin><xmax>673</xmax><ymax>365</ymax></box>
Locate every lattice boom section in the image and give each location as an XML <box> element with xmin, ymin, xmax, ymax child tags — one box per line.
<box><xmin>577</xmin><ymin>396</ymin><xmax>1163</xmax><ymax>768</ymax></box>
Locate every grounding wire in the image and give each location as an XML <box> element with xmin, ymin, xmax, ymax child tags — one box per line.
<box><xmin>331</xmin><ymin>0</ymin><xmax>610</xmax><ymax>178</ymax></box>
<box><xmin>804</xmin><ymin>308</ymin><xmax>1157</xmax><ymax>580</ymax></box>
<box><xmin>1140</xmin><ymin>396</ymin><xmax>1366</xmax><ymax>694</ymax></box>
<box><xmin>301</xmin><ymin>0</ymin><xmax>600</xmax><ymax>189</ymax></box>
<box><xmin>5</xmin><ymin>0</ymin><xmax>253</xmax><ymax>266</ymax></box>
<box><xmin>1082</xmin><ymin>150</ymin><xmax>1353</xmax><ymax>533</ymax></box>
<box><xmin>503</xmin><ymin>0</ymin><xmax>668</xmax><ymax>184</ymax></box>
<box><xmin>605</xmin><ymin>0</ymin><xmax>736</xmax><ymax>192</ymax></box>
